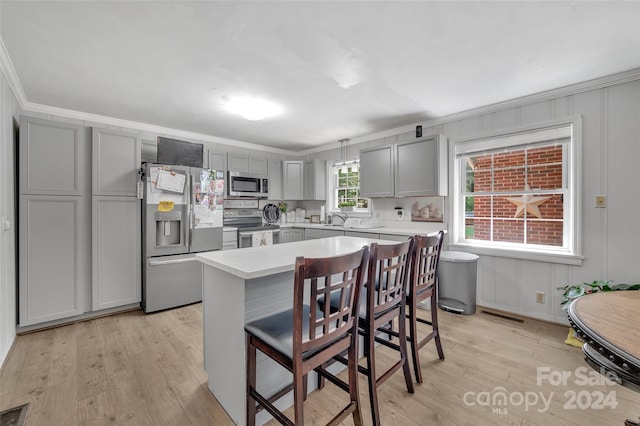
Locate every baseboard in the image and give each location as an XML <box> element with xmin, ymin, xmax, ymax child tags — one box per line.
<box><xmin>477</xmin><ymin>305</ymin><xmax>567</xmax><ymax>327</ymax></box>
<box><xmin>16</xmin><ymin>305</ymin><xmax>142</xmax><ymax>335</ymax></box>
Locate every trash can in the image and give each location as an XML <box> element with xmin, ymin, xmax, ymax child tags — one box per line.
<box><xmin>437</xmin><ymin>251</ymin><xmax>479</xmax><ymax>315</ymax></box>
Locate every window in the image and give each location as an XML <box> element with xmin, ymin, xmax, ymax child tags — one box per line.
<box><xmin>330</xmin><ymin>160</ymin><xmax>370</xmax><ymax>213</ymax></box>
<box><xmin>452</xmin><ymin>118</ymin><xmax>582</xmax><ymax>262</ymax></box>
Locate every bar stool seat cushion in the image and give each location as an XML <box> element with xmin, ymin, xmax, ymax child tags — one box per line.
<box><xmin>245</xmin><ymin>305</ymin><xmax>324</xmax><ymax>359</ymax></box>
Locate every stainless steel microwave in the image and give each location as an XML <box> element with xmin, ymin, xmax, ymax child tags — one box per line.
<box><xmin>227</xmin><ymin>171</ymin><xmax>269</xmax><ymax>198</ymax></box>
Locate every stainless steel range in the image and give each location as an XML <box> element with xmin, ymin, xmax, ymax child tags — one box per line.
<box><xmin>223</xmin><ymin>199</ymin><xmax>280</xmax><ymax>248</ymax></box>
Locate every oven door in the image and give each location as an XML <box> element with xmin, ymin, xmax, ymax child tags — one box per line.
<box><xmin>239</xmin><ymin>229</ymin><xmax>280</xmax><ymax>248</ymax></box>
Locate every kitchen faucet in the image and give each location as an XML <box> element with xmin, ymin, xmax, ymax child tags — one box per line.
<box><xmin>332</xmin><ymin>213</ymin><xmax>348</xmax><ymax>225</ymax></box>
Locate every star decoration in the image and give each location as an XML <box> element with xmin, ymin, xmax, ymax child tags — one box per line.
<box><xmin>504</xmin><ymin>185</ymin><xmax>552</xmax><ymax>219</ymax></box>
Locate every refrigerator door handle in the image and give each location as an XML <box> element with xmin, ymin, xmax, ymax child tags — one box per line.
<box><xmin>186</xmin><ymin>172</ymin><xmax>193</xmax><ymax>248</ymax></box>
<box><xmin>148</xmin><ymin>257</ymin><xmax>200</xmax><ymax>266</ymax></box>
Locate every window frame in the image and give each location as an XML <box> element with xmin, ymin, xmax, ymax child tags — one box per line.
<box><xmin>449</xmin><ymin>116</ymin><xmax>583</xmax><ymax>265</ymax></box>
<box><xmin>326</xmin><ymin>160</ymin><xmax>371</xmax><ymax>216</ymax></box>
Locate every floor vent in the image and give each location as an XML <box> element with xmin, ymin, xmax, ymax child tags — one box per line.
<box><xmin>481</xmin><ymin>310</ymin><xmax>525</xmax><ymax>323</ymax></box>
<box><xmin>0</xmin><ymin>403</ymin><xmax>29</xmax><ymax>426</ymax></box>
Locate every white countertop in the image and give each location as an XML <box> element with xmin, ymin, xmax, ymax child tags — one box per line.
<box><xmin>278</xmin><ymin>222</ymin><xmax>447</xmax><ymax>236</ymax></box>
<box><xmin>196</xmin><ymin>236</ymin><xmax>393</xmax><ymax>280</ymax></box>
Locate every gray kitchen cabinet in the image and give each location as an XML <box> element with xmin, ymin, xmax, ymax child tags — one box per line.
<box><xmin>223</xmin><ymin>228</ymin><xmax>238</xmax><ymax>250</ymax></box>
<box><xmin>92</xmin><ymin>196</ymin><xmax>141</xmax><ymax>310</ymax></box>
<box><xmin>268</xmin><ymin>159</ymin><xmax>282</xmax><ymax>200</ymax></box>
<box><xmin>303</xmin><ymin>159</ymin><xmax>326</xmax><ymax>200</ymax></box>
<box><xmin>19</xmin><ymin>195</ymin><xmax>87</xmax><ymax>326</ymax></box>
<box><xmin>304</xmin><ymin>228</ymin><xmax>344</xmax><ymax>240</ymax></box>
<box><xmin>360</xmin><ymin>135</ymin><xmax>448</xmax><ymax>198</ymax></box>
<box><xmin>250</xmin><ymin>157</ymin><xmax>268</xmax><ymax>174</ymax></box>
<box><xmin>359</xmin><ymin>145</ymin><xmax>394</xmax><ymax>197</ymax></box>
<box><xmin>280</xmin><ymin>228</ymin><xmax>304</xmax><ymax>243</ymax></box>
<box><xmin>344</xmin><ymin>230</ymin><xmax>380</xmax><ymax>239</ymax></box>
<box><xmin>283</xmin><ymin>161</ymin><xmax>304</xmax><ymax>200</ymax></box>
<box><xmin>227</xmin><ymin>153</ymin><xmax>268</xmax><ymax>174</ymax></box>
<box><xmin>395</xmin><ymin>135</ymin><xmax>448</xmax><ymax>197</ymax></box>
<box><xmin>92</xmin><ymin>127</ymin><xmax>141</xmax><ymax>196</ymax></box>
<box><xmin>208</xmin><ymin>151</ymin><xmax>227</xmax><ymax>172</ymax></box>
<box><xmin>19</xmin><ymin>116</ymin><xmax>87</xmax><ymax>196</ymax></box>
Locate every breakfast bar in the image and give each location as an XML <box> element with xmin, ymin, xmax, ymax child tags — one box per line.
<box><xmin>195</xmin><ymin>236</ymin><xmax>396</xmax><ymax>425</ymax></box>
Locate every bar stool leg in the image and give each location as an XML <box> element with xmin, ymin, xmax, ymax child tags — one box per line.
<box><xmin>432</xmin><ymin>294</ymin><xmax>445</xmax><ymax>360</ymax></box>
<box><xmin>398</xmin><ymin>303</ymin><xmax>415</xmax><ymax>393</ymax></box>
<box><xmin>246</xmin><ymin>336</ymin><xmax>257</xmax><ymax>426</ymax></box>
<box><xmin>365</xmin><ymin>321</ymin><xmax>382</xmax><ymax>426</ymax></box>
<box><xmin>408</xmin><ymin>304</ymin><xmax>422</xmax><ymax>383</ymax></box>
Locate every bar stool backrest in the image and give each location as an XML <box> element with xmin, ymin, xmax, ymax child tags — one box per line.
<box><xmin>366</xmin><ymin>240</ymin><xmax>413</xmax><ymax>319</ymax></box>
<box><xmin>409</xmin><ymin>232</ymin><xmax>444</xmax><ymax>301</ymax></box>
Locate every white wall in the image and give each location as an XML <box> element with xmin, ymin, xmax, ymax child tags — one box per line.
<box><xmin>0</xmin><ymin>66</ymin><xmax>18</xmax><ymax>367</ymax></box>
<box><xmin>310</xmin><ymin>75</ymin><xmax>640</xmax><ymax>324</ymax></box>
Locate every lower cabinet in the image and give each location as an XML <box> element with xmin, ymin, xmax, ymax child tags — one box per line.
<box><xmin>223</xmin><ymin>228</ymin><xmax>238</xmax><ymax>250</ymax></box>
<box><xmin>304</xmin><ymin>228</ymin><xmax>344</xmax><ymax>240</ymax></box>
<box><xmin>92</xmin><ymin>196</ymin><xmax>141</xmax><ymax>310</ymax></box>
<box><xmin>19</xmin><ymin>195</ymin><xmax>87</xmax><ymax>326</ymax></box>
<box><xmin>280</xmin><ymin>228</ymin><xmax>304</xmax><ymax>243</ymax></box>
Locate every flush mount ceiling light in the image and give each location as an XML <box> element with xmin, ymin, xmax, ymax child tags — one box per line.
<box><xmin>224</xmin><ymin>96</ymin><xmax>282</xmax><ymax>121</ymax></box>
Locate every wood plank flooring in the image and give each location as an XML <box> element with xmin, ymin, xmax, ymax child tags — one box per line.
<box><xmin>1</xmin><ymin>304</ymin><xmax>638</xmax><ymax>425</ymax></box>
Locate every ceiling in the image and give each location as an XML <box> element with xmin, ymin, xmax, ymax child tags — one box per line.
<box><xmin>2</xmin><ymin>1</ymin><xmax>639</xmax><ymax>152</ymax></box>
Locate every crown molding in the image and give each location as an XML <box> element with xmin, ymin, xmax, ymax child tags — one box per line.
<box><xmin>3</xmin><ymin>29</ymin><xmax>639</xmax><ymax>159</ymax></box>
<box><xmin>296</xmin><ymin>68</ymin><xmax>640</xmax><ymax>156</ymax></box>
<box><xmin>19</xmin><ymin>99</ymin><xmax>293</xmax><ymax>156</ymax></box>
<box><xmin>0</xmin><ymin>35</ymin><xmax>292</xmax><ymax>156</ymax></box>
<box><xmin>0</xmin><ymin>36</ymin><xmax>27</xmax><ymax>106</ymax></box>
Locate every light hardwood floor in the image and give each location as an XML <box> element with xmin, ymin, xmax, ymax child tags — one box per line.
<box><xmin>1</xmin><ymin>304</ymin><xmax>638</xmax><ymax>425</ymax></box>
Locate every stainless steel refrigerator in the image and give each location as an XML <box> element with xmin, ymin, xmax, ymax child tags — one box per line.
<box><xmin>142</xmin><ymin>163</ymin><xmax>224</xmax><ymax>313</ymax></box>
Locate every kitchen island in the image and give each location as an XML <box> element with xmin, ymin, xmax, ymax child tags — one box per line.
<box><xmin>195</xmin><ymin>236</ymin><xmax>396</xmax><ymax>425</ymax></box>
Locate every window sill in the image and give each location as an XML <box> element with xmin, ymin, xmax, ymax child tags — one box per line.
<box><xmin>448</xmin><ymin>243</ymin><xmax>584</xmax><ymax>265</ymax></box>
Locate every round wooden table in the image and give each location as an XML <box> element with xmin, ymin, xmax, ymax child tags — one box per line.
<box><xmin>568</xmin><ymin>291</ymin><xmax>640</xmax><ymax>393</ymax></box>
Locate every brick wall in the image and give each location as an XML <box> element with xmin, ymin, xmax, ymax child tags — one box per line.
<box><xmin>466</xmin><ymin>146</ymin><xmax>564</xmax><ymax>246</ymax></box>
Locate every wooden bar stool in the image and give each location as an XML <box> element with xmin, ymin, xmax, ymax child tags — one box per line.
<box><xmin>322</xmin><ymin>239</ymin><xmax>415</xmax><ymax>426</ymax></box>
<box><xmin>244</xmin><ymin>246</ymin><xmax>369</xmax><ymax>426</ymax></box>
<box><xmin>383</xmin><ymin>232</ymin><xmax>445</xmax><ymax>383</ymax></box>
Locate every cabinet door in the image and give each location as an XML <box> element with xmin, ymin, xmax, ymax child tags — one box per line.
<box><xmin>227</xmin><ymin>154</ymin><xmax>249</xmax><ymax>172</ymax></box>
<box><xmin>19</xmin><ymin>116</ymin><xmax>86</xmax><ymax>196</ymax></box>
<box><xmin>304</xmin><ymin>228</ymin><xmax>344</xmax><ymax>239</ymax></box>
<box><xmin>249</xmin><ymin>157</ymin><xmax>268</xmax><ymax>174</ymax></box>
<box><xmin>92</xmin><ymin>196</ymin><xmax>141</xmax><ymax>310</ymax></box>
<box><xmin>304</xmin><ymin>159</ymin><xmax>326</xmax><ymax>200</ymax></box>
<box><xmin>268</xmin><ymin>160</ymin><xmax>282</xmax><ymax>200</ymax></box>
<box><xmin>92</xmin><ymin>128</ymin><xmax>141</xmax><ymax>196</ymax></box>
<box><xmin>344</xmin><ymin>231</ymin><xmax>380</xmax><ymax>239</ymax></box>
<box><xmin>292</xmin><ymin>228</ymin><xmax>304</xmax><ymax>242</ymax></box>
<box><xmin>208</xmin><ymin>151</ymin><xmax>227</xmax><ymax>172</ymax></box>
<box><xmin>19</xmin><ymin>195</ymin><xmax>85</xmax><ymax>326</ymax></box>
<box><xmin>360</xmin><ymin>145</ymin><xmax>394</xmax><ymax>197</ymax></box>
<box><xmin>395</xmin><ymin>135</ymin><xmax>448</xmax><ymax>197</ymax></box>
<box><xmin>283</xmin><ymin>161</ymin><xmax>304</xmax><ymax>200</ymax></box>
<box><xmin>280</xmin><ymin>229</ymin><xmax>293</xmax><ymax>243</ymax></box>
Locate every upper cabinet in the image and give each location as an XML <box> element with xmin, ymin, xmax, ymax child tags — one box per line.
<box><xmin>282</xmin><ymin>161</ymin><xmax>304</xmax><ymax>200</ymax></box>
<box><xmin>92</xmin><ymin>128</ymin><xmax>141</xmax><ymax>196</ymax></box>
<box><xmin>207</xmin><ymin>151</ymin><xmax>227</xmax><ymax>172</ymax></box>
<box><xmin>303</xmin><ymin>159</ymin><xmax>326</xmax><ymax>200</ymax></box>
<box><xmin>395</xmin><ymin>135</ymin><xmax>448</xmax><ymax>197</ymax></box>
<box><xmin>227</xmin><ymin>153</ymin><xmax>268</xmax><ymax>174</ymax></box>
<box><xmin>19</xmin><ymin>116</ymin><xmax>87</xmax><ymax>196</ymax></box>
<box><xmin>268</xmin><ymin>159</ymin><xmax>282</xmax><ymax>200</ymax></box>
<box><xmin>360</xmin><ymin>134</ymin><xmax>448</xmax><ymax>198</ymax></box>
<box><xmin>282</xmin><ymin>160</ymin><xmax>326</xmax><ymax>201</ymax></box>
<box><xmin>359</xmin><ymin>145</ymin><xmax>395</xmax><ymax>198</ymax></box>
